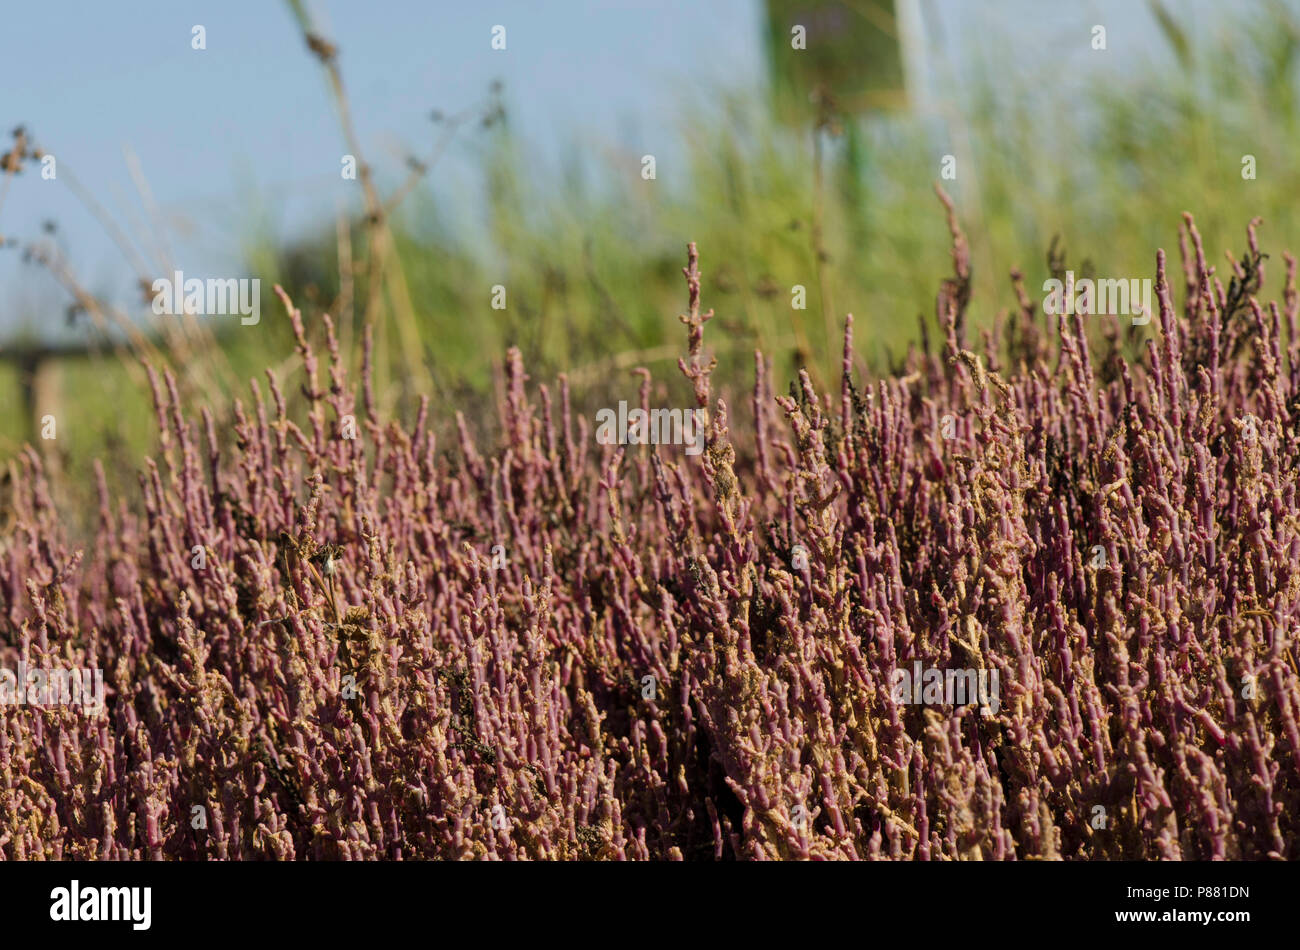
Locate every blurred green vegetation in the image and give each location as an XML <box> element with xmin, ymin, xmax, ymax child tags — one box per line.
<box><xmin>5</xmin><ymin>0</ymin><xmax>1300</xmax><ymax>507</ymax></box>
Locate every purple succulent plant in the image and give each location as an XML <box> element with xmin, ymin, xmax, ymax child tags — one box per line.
<box><xmin>2</xmin><ymin>196</ymin><xmax>1298</xmax><ymax>860</ymax></box>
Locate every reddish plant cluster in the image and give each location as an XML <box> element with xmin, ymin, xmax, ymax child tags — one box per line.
<box><xmin>3</xmin><ymin>199</ymin><xmax>1299</xmax><ymax>860</ymax></box>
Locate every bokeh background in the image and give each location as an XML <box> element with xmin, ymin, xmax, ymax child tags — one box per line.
<box><xmin>2</xmin><ymin>0</ymin><xmax>1298</xmax><ymax>504</ymax></box>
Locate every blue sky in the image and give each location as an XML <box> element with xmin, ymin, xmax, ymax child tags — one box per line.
<box><xmin>0</xmin><ymin>0</ymin><xmax>1232</xmax><ymax>341</ymax></box>
<box><xmin>0</xmin><ymin>1</ymin><xmax>765</xmax><ymax>336</ymax></box>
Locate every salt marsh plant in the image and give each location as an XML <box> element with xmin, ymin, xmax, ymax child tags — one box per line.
<box><xmin>2</xmin><ymin>198</ymin><xmax>1299</xmax><ymax>860</ymax></box>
